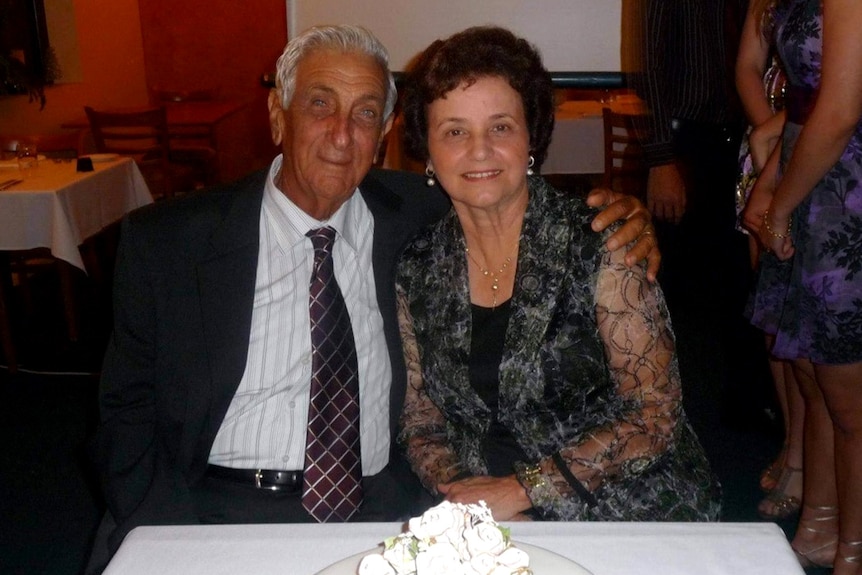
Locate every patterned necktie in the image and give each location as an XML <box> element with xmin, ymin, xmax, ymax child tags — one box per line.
<box><xmin>302</xmin><ymin>226</ymin><xmax>363</xmax><ymax>522</ymax></box>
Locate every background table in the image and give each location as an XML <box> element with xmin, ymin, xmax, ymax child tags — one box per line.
<box><xmin>541</xmin><ymin>96</ymin><xmax>645</xmax><ymax>175</ymax></box>
<box><xmin>0</xmin><ymin>157</ymin><xmax>152</xmax><ymax>369</ymax></box>
<box><xmin>103</xmin><ymin>521</ymin><xmax>803</xmax><ymax>575</ymax></box>
<box><xmin>0</xmin><ymin>157</ymin><xmax>152</xmax><ymax>271</ymax></box>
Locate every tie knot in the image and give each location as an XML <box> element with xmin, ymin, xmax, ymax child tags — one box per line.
<box><xmin>306</xmin><ymin>226</ymin><xmax>337</xmax><ymax>253</ymax></box>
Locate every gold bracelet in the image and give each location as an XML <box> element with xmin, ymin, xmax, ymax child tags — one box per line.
<box><xmin>514</xmin><ymin>461</ymin><xmax>547</xmax><ymax>490</ymax></box>
<box><xmin>763</xmin><ymin>209</ymin><xmax>792</xmax><ymax>240</ymax></box>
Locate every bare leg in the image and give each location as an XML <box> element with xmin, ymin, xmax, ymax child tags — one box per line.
<box><xmin>760</xmin><ymin>334</ymin><xmax>790</xmax><ymax>492</ymax></box>
<box><xmin>758</xmin><ymin>346</ymin><xmax>805</xmax><ymax>518</ymax></box>
<box><xmin>816</xmin><ymin>361</ymin><xmax>862</xmax><ymax>575</ymax></box>
<box><xmin>747</xmin><ymin>239</ymin><xmax>794</xmax><ymax>493</ymax></box>
<box><xmin>783</xmin><ymin>361</ymin><xmax>805</xmax><ymax>471</ymax></box>
<box><xmin>791</xmin><ymin>359</ymin><xmax>839</xmax><ymax>568</ymax></box>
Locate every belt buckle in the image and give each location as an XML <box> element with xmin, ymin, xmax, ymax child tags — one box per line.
<box><xmin>254</xmin><ymin>469</ymin><xmax>279</xmax><ymax>491</ymax></box>
<box><xmin>254</xmin><ymin>469</ymin><xmax>282</xmax><ymax>491</ymax></box>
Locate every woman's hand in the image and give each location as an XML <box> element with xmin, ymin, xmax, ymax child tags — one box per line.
<box><xmin>587</xmin><ymin>188</ymin><xmax>660</xmax><ymax>283</ymax></box>
<box><xmin>749</xmin><ymin>112</ymin><xmax>785</xmax><ymax>172</ymax></box>
<box><xmin>438</xmin><ymin>475</ymin><xmax>531</xmax><ymax>521</ymax></box>
<box><xmin>743</xmin><ymin>137</ymin><xmax>782</xmax><ymax>236</ymax></box>
<box><xmin>759</xmin><ymin>207</ymin><xmax>795</xmax><ymax>260</ymax></box>
<box><xmin>742</xmin><ymin>168</ymin><xmax>776</xmax><ymax>234</ymax></box>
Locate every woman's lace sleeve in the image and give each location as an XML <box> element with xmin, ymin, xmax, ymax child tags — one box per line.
<box><xmin>535</xmin><ymin>245</ymin><xmax>682</xmax><ymax>504</ymax></box>
<box><xmin>396</xmin><ymin>285</ymin><xmax>467</xmax><ymax>494</ymax></box>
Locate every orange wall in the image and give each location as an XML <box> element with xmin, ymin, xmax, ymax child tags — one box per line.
<box><xmin>0</xmin><ymin>0</ymin><xmax>149</xmax><ymax>134</ymax></box>
<box><xmin>137</xmin><ymin>0</ymin><xmax>286</xmax><ymax>102</ymax></box>
<box><xmin>137</xmin><ymin>0</ymin><xmax>287</xmax><ymax>176</ymax></box>
<box><xmin>0</xmin><ymin>0</ymin><xmax>286</xmax><ymax>178</ymax></box>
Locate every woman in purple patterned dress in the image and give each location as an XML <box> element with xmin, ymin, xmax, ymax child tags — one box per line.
<box><xmin>748</xmin><ymin>0</ymin><xmax>862</xmax><ymax>571</ymax></box>
<box><xmin>735</xmin><ymin>0</ymin><xmax>806</xmax><ymax>521</ymax></box>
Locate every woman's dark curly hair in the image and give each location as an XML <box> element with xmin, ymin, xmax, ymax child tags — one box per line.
<box><xmin>402</xmin><ymin>26</ymin><xmax>555</xmax><ymax>169</ymax></box>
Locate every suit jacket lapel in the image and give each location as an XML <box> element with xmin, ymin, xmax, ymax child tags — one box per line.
<box><xmin>358</xmin><ymin>175</ymin><xmax>409</xmax><ymax>439</ymax></box>
<box><xmin>196</xmin><ymin>174</ymin><xmax>266</xmax><ymax>415</ymax></box>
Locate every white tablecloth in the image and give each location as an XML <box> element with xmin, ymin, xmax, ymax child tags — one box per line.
<box><xmin>103</xmin><ymin>521</ymin><xmax>803</xmax><ymax>575</ymax></box>
<box><xmin>0</xmin><ymin>157</ymin><xmax>152</xmax><ymax>270</ymax></box>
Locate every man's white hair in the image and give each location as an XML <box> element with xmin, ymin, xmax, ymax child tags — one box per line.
<box><xmin>275</xmin><ymin>25</ymin><xmax>397</xmax><ymax>121</ymax></box>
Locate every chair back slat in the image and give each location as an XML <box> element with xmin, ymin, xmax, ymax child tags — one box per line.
<box><xmin>85</xmin><ymin>106</ymin><xmax>180</xmax><ymax>199</ymax></box>
<box><xmin>145</xmin><ymin>91</ymin><xmax>220</xmax><ymax>184</ymax></box>
<box><xmin>602</xmin><ymin>108</ymin><xmax>648</xmax><ymax>198</ymax></box>
<box><xmin>85</xmin><ymin>106</ymin><xmax>170</xmax><ymax>157</ymax></box>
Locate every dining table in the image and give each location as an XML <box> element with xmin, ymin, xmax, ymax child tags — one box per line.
<box><xmin>541</xmin><ymin>95</ymin><xmax>646</xmax><ymax>175</ymax></box>
<box><xmin>0</xmin><ymin>156</ymin><xmax>153</xmax><ymax>270</ymax></box>
<box><xmin>0</xmin><ymin>155</ymin><xmax>153</xmax><ymax>370</ymax></box>
<box><xmin>102</xmin><ymin>520</ymin><xmax>803</xmax><ymax>575</ymax></box>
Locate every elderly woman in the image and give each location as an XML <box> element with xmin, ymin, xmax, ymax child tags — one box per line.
<box><xmin>395</xmin><ymin>26</ymin><xmax>719</xmax><ymax>522</ymax></box>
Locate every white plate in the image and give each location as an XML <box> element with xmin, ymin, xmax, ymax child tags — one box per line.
<box><xmin>314</xmin><ymin>541</ymin><xmax>592</xmax><ymax>575</ymax></box>
<box><xmin>84</xmin><ymin>153</ymin><xmax>120</xmax><ymax>163</ymax></box>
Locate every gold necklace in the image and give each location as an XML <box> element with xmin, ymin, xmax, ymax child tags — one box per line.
<box><xmin>464</xmin><ymin>247</ymin><xmax>512</xmax><ymax>309</ymax></box>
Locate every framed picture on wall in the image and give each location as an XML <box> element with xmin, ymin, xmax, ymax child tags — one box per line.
<box><xmin>0</xmin><ymin>0</ymin><xmax>56</xmax><ymax>106</ymax></box>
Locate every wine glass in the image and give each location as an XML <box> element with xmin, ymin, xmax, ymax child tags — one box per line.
<box><xmin>16</xmin><ymin>141</ymin><xmax>39</xmax><ymax>176</ymax></box>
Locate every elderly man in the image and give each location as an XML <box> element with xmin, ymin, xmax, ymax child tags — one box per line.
<box><xmin>87</xmin><ymin>25</ymin><xmax>656</xmax><ymax>571</ymax></box>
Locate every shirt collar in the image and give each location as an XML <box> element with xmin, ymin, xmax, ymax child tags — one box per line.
<box><xmin>263</xmin><ymin>154</ymin><xmax>365</xmax><ymax>252</ymax></box>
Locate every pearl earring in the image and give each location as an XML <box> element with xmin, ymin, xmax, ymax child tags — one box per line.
<box><xmin>527</xmin><ymin>155</ymin><xmax>535</xmax><ymax>176</ymax></box>
<box><xmin>425</xmin><ymin>166</ymin><xmax>436</xmax><ymax>187</ymax></box>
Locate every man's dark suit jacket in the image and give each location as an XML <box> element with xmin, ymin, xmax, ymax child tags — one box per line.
<box><xmin>95</xmin><ymin>167</ymin><xmax>450</xmax><ymax>553</ymax></box>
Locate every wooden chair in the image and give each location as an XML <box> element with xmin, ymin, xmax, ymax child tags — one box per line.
<box><xmin>85</xmin><ymin>106</ymin><xmax>197</xmax><ymax>200</ymax></box>
<box><xmin>602</xmin><ymin>107</ymin><xmax>648</xmax><ymax>198</ymax></box>
<box><xmin>149</xmin><ymin>88</ymin><xmax>220</xmax><ymax>185</ymax></box>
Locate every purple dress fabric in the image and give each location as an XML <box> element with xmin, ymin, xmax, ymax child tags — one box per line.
<box><xmin>749</xmin><ymin>0</ymin><xmax>862</xmax><ymax>363</ymax></box>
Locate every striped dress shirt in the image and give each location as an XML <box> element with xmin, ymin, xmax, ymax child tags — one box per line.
<box><xmin>208</xmin><ymin>155</ymin><xmax>391</xmax><ymax>475</ymax></box>
<box><xmin>633</xmin><ymin>0</ymin><xmax>745</xmax><ymax>166</ymax></box>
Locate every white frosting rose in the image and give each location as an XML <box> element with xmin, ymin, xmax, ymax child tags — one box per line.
<box><xmin>355</xmin><ymin>501</ymin><xmax>531</xmax><ymax>575</ymax></box>
<box><xmin>463</xmin><ymin>521</ymin><xmax>508</xmax><ymax>558</ymax></box>
<box><xmin>408</xmin><ymin>500</ymin><xmax>467</xmax><ymax>543</ymax></box>
<box><xmin>414</xmin><ymin>540</ymin><xmax>463</xmax><ymax>575</ymax></box>
<box><xmin>464</xmin><ymin>552</ymin><xmax>499</xmax><ymax>575</ymax></box>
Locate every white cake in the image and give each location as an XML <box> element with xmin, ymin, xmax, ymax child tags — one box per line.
<box><xmin>357</xmin><ymin>501</ymin><xmax>531</xmax><ymax>575</ymax></box>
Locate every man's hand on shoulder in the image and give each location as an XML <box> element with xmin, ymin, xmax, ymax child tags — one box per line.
<box><xmin>586</xmin><ymin>188</ymin><xmax>660</xmax><ymax>283</ymax></box>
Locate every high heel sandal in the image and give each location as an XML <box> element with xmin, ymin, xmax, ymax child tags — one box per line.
<box><xmin>759</xmin><ymin>445</ymin><xmax>787</xmax><ymax>493</ymax></box>
<box><xmin>757</xmin><ymin>466</ymin><xmax>802</xmax><ymax>520</ymax></box>
<box><xmin>835</xmin><ymin>539</ymin><xmax>862</xmax><ymax>569</ymax></box>
<box><xmin>791</xmin><ymin>505</ymin><xmax>839</xmax><ymax>569</ymax></box>
<box><xmin>759</xmin><ymin>459</ymin><xmax>781</xmax><ymax>493</ymax></box>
